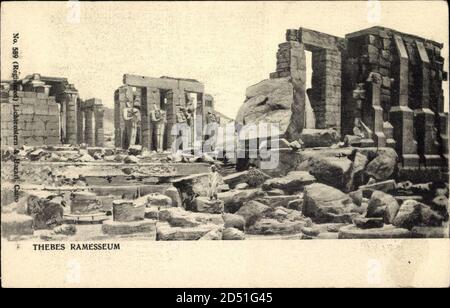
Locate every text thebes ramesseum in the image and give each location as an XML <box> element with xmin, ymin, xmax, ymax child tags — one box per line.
<box><xmin>33</xmin><ymin>243</ymin><xmax>120</xmax><ymax>251</ymax></box>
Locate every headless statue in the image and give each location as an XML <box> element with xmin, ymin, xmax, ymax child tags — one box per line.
<box><xmin>151</xmin><ymin>108</ymin><xmax>167</xmax><ymax>152</ymax></box>
<box><xmin>122</xmin><ymin>100</ymin><xmax>141</xmax><ymax>149</ymax></box>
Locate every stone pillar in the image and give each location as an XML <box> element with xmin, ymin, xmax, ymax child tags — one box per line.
<box><xmin>363</xmin><ymin>72</ymin><xmax>386</xmax><ymax>147</ymax></box>
<box><xmin>311</xmin><ymin>48</ymin><xmax>341</xmax><ymax>133</ymax></box>
<box><xmin>84</xmin><ymin>107</ymin><xmax>94</xmax><ymax>147</ymax></box>
<box><xmin>414</xmin><ymin>40</ymin><xmax>441</xmax><ymax>167</ymax></box>
<box><xmin>63</xmin><ymin>89</ymin><xmax>78</xmax><ymax>145</ymax></box>
<box><xmin>389</xmin><ymin>35</ymin><xmax>419</xmax><ymax>167</ymax></box>
<box><xmin>76</xmin><ymin>98</ymin><xmax>84</xmax><ymax>144</ymax></box>
<box><xmin>94</xmin><ymin>104</ymin><xmax>104</xmax><ymax>147</ymax></box>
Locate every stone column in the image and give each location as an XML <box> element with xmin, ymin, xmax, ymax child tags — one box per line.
<box><xmin>84</xmin><ymin>107</ymin><xmax>94</xmax><ymax>147</ymax></box>
<box><xmin>311</xmin><ymin>48</ymin><xmax>342</xmax><ymax>133</ymax></box>
<box><xmin>363</xmin><ymin>72</ymin><xmax>386</xmax><ymax>147</ymax></box>
<box><xmin>389</xmin><ymin>35</ymin><xmax>419</xmax><ymax>167</ymax></box>
<box><xmin>414</xmin><ymin>40</ymin><xmax>441</xmax><ymax>167</ymax></box>
<box><xmin>76</xmin><ymin>98</ymin><xmax>84</xmax><ymax>144</ymax></box>
<box><xmin>94</xmin><ymin>105</ymin><xmax>104</xmax><ymax>147</ymax></box>
<box><xmin>63</xmin><ymin>89</ymin><xmax>78</xmax><ymax>145</ymax></box>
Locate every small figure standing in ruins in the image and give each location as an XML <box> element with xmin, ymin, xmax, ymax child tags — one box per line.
<box><xmin>122</xmin><ymin>100</ymin><xmax>141</xmax><ymax>149</ymax></box>
<box><xmin>151</xmin><ymin>107</ymin><xmax>167</xmax><ymax>152</ymax></box>
<box><xmin>207</xmin><ymin>165</ymin><xmax>221</xmax><ymax>201</ymax></box>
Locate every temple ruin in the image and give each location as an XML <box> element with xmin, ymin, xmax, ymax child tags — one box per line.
<box><xmin>237</xmin><ymin>26</ymin><xmax>448</xmax><ymax>169</ymax></box>
<box><xmin>114</xmin><ymin>75</ymin><xmax>221</xmax><ymax>151</ymax></box>
<box><xmin>1</xmin><ymin>73</ymin><xmax>104</xmax><ymax>147</ymax></box>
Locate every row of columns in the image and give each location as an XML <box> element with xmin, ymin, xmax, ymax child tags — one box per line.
<box><xmin>75</xmin><ymin>98</ymin><xmax>104</xmax><ymax>147</ymax></box>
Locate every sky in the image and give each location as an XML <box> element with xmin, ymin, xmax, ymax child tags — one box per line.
<box><xmin>1</xmin><ymin>1</ymin><xmax>449</xmax><ymax>118</ymax></box>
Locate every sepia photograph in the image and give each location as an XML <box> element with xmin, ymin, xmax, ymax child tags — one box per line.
<box><xmin>1</xmin><ymin>0</ymin><xmax>449</xmax><ymax>289</ymax></box>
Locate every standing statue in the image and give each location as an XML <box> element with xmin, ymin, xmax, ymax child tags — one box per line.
<box><xmin>122</xmin><ymin>100</ymin><xmax>141</xmax><ymax>149</ymax></box>
<box><xmin>151</xmin><ymin>108</ymin><xmax>167</xmax><ymax>152</ymax></box>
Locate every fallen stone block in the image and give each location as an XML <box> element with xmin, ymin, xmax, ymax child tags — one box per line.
<box><xmin>112</xmin><ymin>200</ymin><xmax>145</xmax><ymax>222</ymax></box>
<box><xmin>235</xmin><ymin>183</ymin><xmax>249</xmax><ymax>190</ymax></box>
<box><xmin>366</xmin><ymin>190</ymin><xmax>400</xmax><ymax>224</ymax></box>
<box><xmin>299</xmin><ymin>129</ymin><xmax>340</xmax><ymax>148</ymax></box>
<box><xmin>300</xmin><ymin>226</ymin><xmax>320</xmax><ymax>237</ymax></box>
<box><xmin>235</xmin><ymin>200</ymin><xmax>271</xmax><ymax>227</ymax></box>
<box><xmin>392</xmin><ymin>200</ymin><xmax>444</xmax><ymax>230</ymax></box>
<box><xmin>124</xmin><ymin>155</ymin><xmax>139</xmax><ymax>164</ymax></box>
<box><xmin>158</xmin><ymin>207</ymin><xmax>224</xmax><ymax>228</ymax></box>
<box><xmin>102</xmin><ymin>219</ymin><xmax>156</xmax><ymax>236</ymax></box>
<box><xmin>431</xmin><ymin>195</ymin><xmax>449</xmax><ymax>218</ymax></box>
<box><xmin>365</xmin><ymin>149</ymin><xmax>398</xmax><ymax>180</ymax></box>
<box><xmin>222</xmin><ymin>213</ymin><xmax>245</xmax><ymax>231</ymax></box>
<box><xmin>128</xmin><ymin>145</ymin><xmax>143</xmax><ymax>156</ymax></box>
<box><xmin>144</xmin><ymin>206</ymin><xmax>159</xmax><ymax>220</ymax></box>
<box><xmin>266</xmin><ymin>189</ymin><xmax>285</xmax><ymax>196</ymax></box>
<box><xmin>27</xmin><ymin>192</ymin><xmax>64</xmax><ymax>229</ymax></box>
<box><xmin>286</xmin><ymin>198</ymin><xmax>303</xmax><ymax>211</ymax></box>
<box><xmin>256</xmin><ymin>195</ymin><xmax>300</xmax><ymax>208</ymax></box>
<box><xmin>261</xmin><ymin>171</ymin><xmax>315</xmax><ymax>194</ymax></box>
<box><xmin>353</xmin><ymin>217</ymin><xmax>384</xmax><ymax>229</ymax></box>
<box><xmin>247</xmin><ymin>218</ymin><xmax>308</xmax><ymax>235</ymax></box>
<box><xmin>303</xmin><ymin>183</ymin><xmax>356</xmax><ymax>223</ymax></box>
<box><xmin>199</xmin><ymin>227</ymin><xmax>223</xmax><ymax>240</ymax></box>
<box><xmin>70</xmin><ymin>191</ymin><xmax>101</xmax><ymax>214</ymax></box>
<box><xmin>156</xmin><ymin>222</ymin><xmax>218</xmax><ymax>240</ymax></box>
<box><xmin>146</xmin><ymin>193</ymin><xmax>173</xmax><ymax>207</ymax></box>
<box><xmin>193</xmin><ymin>197</ymin><xmax>224</xmax><ymax>214</ymax></box>
<box><xmin>53</xmin><ymin>224</ymin><xmax>76</xmax><ymax>236</ymax></box>
<box><xmin>218</xmin><ymin>188</ymin><xmax>267</xmax><ymax>213</ymax></box>
<box><xmin>338</xmin><ymin>224</ymin><xmax>411</xmax><ymax>239</ymax></box>
<box><xmin>28</xmin><ymin>148</ymin><xmax>45</xmax><ymax>161</ymax></box>
<box><xmin>222</xmin><ymin>227</ymin><xmax>245</xmax><ymax>240</ymax></box>
<box><xmin>1</xmin><ymin>213</ymin><xmax>34</xmax><ymax>237</ymax></box>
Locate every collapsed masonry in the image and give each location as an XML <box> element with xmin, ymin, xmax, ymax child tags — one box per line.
<box><xmin>114</xmin><ymin>75</ymin><xmax>224</xmax><ymax>151</ymax></box>
<box><xmin>0</xmin><ymin>73</ymin><xmax>104</xmax><ymax>148</ymax></box>
<box><xmin>236</xmin><ymin>26</ymin><xmax>448</xmax><ymax>169</ymax></box>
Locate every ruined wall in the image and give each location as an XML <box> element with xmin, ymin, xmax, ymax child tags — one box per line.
<box><xmin>344</xmin><ymin>27</ymin><xmax>448</xmax><ymax>167</ymax></box>
<box><xmin>1</xmin><ymin>88</ymin><xmax>60</xmax><ymax>147</ymax></box>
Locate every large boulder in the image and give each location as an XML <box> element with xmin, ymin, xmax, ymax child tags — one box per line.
<box><xmin>235</xmin><ymin>200</ymin><xmax>271</xmax><ymax>227</ymax></box>
<box><xmin>393</xmin><ymin>200</ymin><xmax>444</xmax><ymax>230</ymax></box>
<box><xmin>366</xmin><ymin>190</ymin><xmax>400</xmax><ymax>224</ymax></box>
<box><xmin>236</xmin><ymin>77</ymin><xmax>302</xmax><ymax>141</ymax></box>
<box><xmin>299</xmin><ymin>129</ymin><xmax>340</xmax><ymax>148</ymax></box>
<box><xmin>223</xmin><ymin>171</ymin><xmax>249</xmax><ymax>189</ymax></box>
<box><xmin>222</xmin><ymin>213</ymin><xmax>245</xmax><ymax>231</ymax></box>
<box><xmin>199</xmin><ymin>227</ymin><xmax>223</xmax><ymax>240</ymax></box>
<box><xmin>365</xmin><ymin>149</ymin><xmax>398</xmax><ymax>180</ymax></box>
<box><xmin>297</xmin><ymin>155</ymin><xmax>353</xmax><ymax>191</ymax></box>
<box><xmin>218</xmin><ymin>188</ymin><xmax>267</xmax><ymax>213</ymax></box>
<box><xmin>27</xmin><ymin>192</ymin><xmax>64</xmax><ymax>230</ymax></box>
<box><xmin>352</xmin><ymin>217</ymin><xmax>384</xmax><ymax>229</ymax></box>
<box><xmin>431</xmin><ymin>195</ymin><xmax>449</xmax><ymax>219</ymax></box>
<box><xmin>261</xmin><ymin>171</ymin><xmax>315</xmax><ymax>194</ymax></box>
<box><xmin>303</xmin><ymin>183</ymin><xmax>357</xmax><ymax>223</ymax></box>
